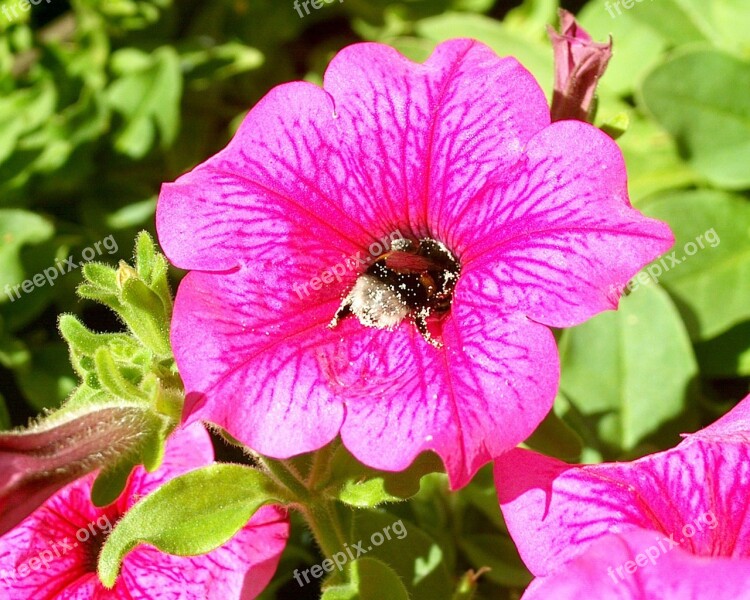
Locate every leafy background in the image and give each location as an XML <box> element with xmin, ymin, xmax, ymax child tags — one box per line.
<box><xmin>0</xmin><ymin>0</ymin><xmax>748</xmax><ymax>598</ymax></box>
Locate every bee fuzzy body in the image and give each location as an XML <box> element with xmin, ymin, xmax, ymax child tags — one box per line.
<box><xmin>330</xmin><ymin>238</ymin><xmax>460</xmax><ymax>348</ymax></box>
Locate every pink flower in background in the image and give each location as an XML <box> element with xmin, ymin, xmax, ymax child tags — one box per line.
<box><xmin>0</xmin><ymin>406</ymin><xmax>157</xmax><ymax>537</ymax></box>
<box><xmin>494</xmin><ymin>394</ymin><xmax>750</xmax><ymax>599</ymax></box>
<box><xmin>157</xmin><ymin>38</ymin><xmax>673</xmax><ymax>488</ymax></box>
<box><xmin>0</xmin><ymin>425</ymin><xmax>289</xmax><ymax>599</ymax></box>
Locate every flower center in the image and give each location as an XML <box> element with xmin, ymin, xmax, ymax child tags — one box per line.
<box><xmin>330</xmin><ymin>238</ymin><xmax>460</xmax><ymax>347</ymax></box>
<box><xmin>82</xmin><ymin>515</ymin><xmax>115</xmax><ymax>573</ymax></box>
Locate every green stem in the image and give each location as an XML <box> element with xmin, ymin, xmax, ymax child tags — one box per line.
<box><xmin>261</xmin><ymin>451</ymin><xmax>352</xmax><ymax>586</ymax></box>
<box><xmin>307</xmin><ymin>440</ymin><xmax>338</xmax><ymax>489</ymax></box>
<box><xmin>259</xmin><ymin>457</ymin><xmax>310</xmax><ymax>501</ymax></box>
<box><xmin>301</xmin><ymin>500</ymin><xmax>351</xmax><ymax>585</ymax></box>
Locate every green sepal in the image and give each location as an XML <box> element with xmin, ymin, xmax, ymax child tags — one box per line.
<box><xmin>91</xmin><ymin>461</ymin><xmax>136</xmax><ymax>507</ymax></box>
<box><xmin>75</xmin><ymin>232</ymin><xmax>174</xmax><ymax>358</ymax></box>
<box><xmin>117</xmin><ymin>272</ymin><xmax>172</xmax><ymax>356</ymax></box>
<box><xmin>80</xmin><ymin>262</ymin><xmax>120</xmax><ymax>294</ymax></box>
<box><xmin>322</xmin><ymin>444</ymin><xmax>444</xmax><ymax>508</ymax></box>
<box><xmin>60</xmin><ymin>315</ymin><xmax>135</xmax><ymax>360</ymax></box>
<box><xmin>134</xmin><ymin>231</ymin><xmax>172</xmax><ymax>315</ymax></box>
<box><xmin>94</xmin><ymin>347</ymin><xmax>148</xmax><ymax>402</ymax></box>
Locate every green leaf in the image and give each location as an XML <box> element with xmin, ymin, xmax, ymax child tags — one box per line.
<box><xmin>133</xmin><ymin>231</ymin><xmax>173</xmax><ymax>318</ymax></box>
<box><xmin>91</xmin><ymin>459</ymin><xmax>138</xmax><ymax>507</ymax></box>
<box><xmin>578</xmin><ymin>0</ymin><xmax>668</xmax><ymax>98</ymax></box>
<box><xmin>709</xmin><ymin>0</ymin><xmax>750</xmax><ymax>56</ymax></box>
<box><xmin>599</xmin><ymin>112</ymin><xmax>630</xmax><ymax>140</ymax></box>
<box><xmin>640</xmin><ymin>190</ymin><xmax>750</xmax><ymax>340</ymax></box>
<box><xmin>0</xmin><ymin>209</ymin><xmax>55</xmax><ymax>298</ymax></box>
<box><xmin>618</xmin><ymin>113</ymin><xmax>698</xmax><ymax>204</ymax></box>
<box><xmin>640</xmin><ymin>49</ymin><xmax>750</xmax><ymax>190</ymax></box>
<box><xmin>105</xmin><ymin>197</ymin><xmax>157</xmax><ymax>230</ymax></box>
<box><xmin>0</xmin><ymin>316</ymin><xmax>29</xmax><ymax>369</ymax></box>
<box><xmin>106</xmin><ymin>47</ymin><xmax>182</xmax><ymax>158</ymax></box>
<box><xmin>80</xmin><ymin>262</ymin><xmax>119</xmax><ymax>295</ymax></box>
<box><xmin>503</xmin><ymin>0</ymin><xmax>558</xmax><ymax>39</ymax></box>
<box><xmin>523</xmin><ymin>401</ymin><xmax>583</xmax><ymax>461</ymax></box>
<box><xmin>695</xmin><ymin>321</ymin><xmax>750</xmax><ymax>377</ymax></box>
<box><xmin>59</xmin><ymin>315</ymin><xmax>140</xmax><ymax>376</ymax></box>
<box><xmin>0</xmin><ymin>77</ymin><xmax>56</xmax><ymax>166</ymax></box>
<box><xmin>623</xmin><ymin>0</ymin><xmax>750</xmax><ymax>55</ymax></box>
<box><xmin>98</xmin><ymin>464</ymin><xmax>287</xmax><ymax>587</ymax></box>
<box><xmin>349</xmin><ymin>511</ymin><xmax>452</xmax><ymax>600</ymax></box>
<box><xmin>178</xmin><ymin>41</ymin><xmax>264</xmax><ymax>88</ymax></box>
<box><xmin>458</xmin><ymin>466</ymin><xmax>504</xmax><ymax>531</ymax></box>
<box><xmin>75</xmin><ymin>239</ymin><xmax>173</xmax><ymax>358</ymax></box>
<box><xmin>458</xmin><ymin>534</ymin><xmax>531</xmax><ymax>588</ymax></box>
<box><xmin>559</xmin><ymin>283</ymin><xmax>698</xmax><ymax>453</ymax></box>
<box><xmin>620</xmin><ymin>0</ymin><xmax>712</xmax><ymax>46</ymax></box>
<box><xmin>16</xmin><ymin>343</ymin><xmax>77</xmax><ymax>411</ymax></box>
<box><xmin>117</xmin><ymin>273</ymin><xmax>172</xmax><ymax>356</ymax></box>
<box><xmin>325</xmin><ymin>446</ymin><xmax>444</xmax><ymax>508</ymax></box>
<box><xmin>322</xmin><ymin>557</ymin><xmax>410</xmax><ymax>600</ymax></box>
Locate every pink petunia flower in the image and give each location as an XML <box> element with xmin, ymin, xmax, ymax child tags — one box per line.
<box><xmin>157</xmin><ymin>39</ymin><xmax>673</xmax><ymax>488</ymax></box>
<box><xmin>0</xmin><ymin>424</ymin><xmax>289</xmax><ymax>599</ymax></box>
<box><xmin>495</xmin><ymin>394</ymin><xmax>750</xmax><ymax>599</ymax></box>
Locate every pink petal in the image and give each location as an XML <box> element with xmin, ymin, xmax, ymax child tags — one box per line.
<box><xmin>457</xmin><ymin>121</ymin><xmax>673</xmax><ymax>328</ymax></box>
<box><xmin>337</xmin><ymin>298</ymin><xmax>558</xmax><ymax>489</ymax></box>
<box><xmin>157</xmin><ymin>40</ymin><xmax>549</xmax><ymax>272</ymax></box>
<box><xmin>177</xmin><ymin>266</ymin><xmax>559</xmax><ymax>489</ymax></box>
<box><xmin>0</xmin><ymin>425</ymin><xmax>289</xmax><ymax>599</ymax></box>
<box><xmin>118</xmin><ymin>506</ymin><xmax>289</xmax><ymax>600</ymax></box>
<box><xmin>174</xmin><ymin>269</ymin><xmax>346</xmax><ymax>458</ymax></box>
<box><xmin>495</xmin><ymin>438</ymin><xmax>750</xmax><ymax>577</ymax></box>
<box><xmin>156</xmin><ymin>81</ymin><xmax>369</xmax><ymax>274</ymax></box>
<box><xmin>687</xmin><ymin>393</ymin><xmax>750</xmax><ymax>443</ymax></box>
<box><xmin>323</xmin><ymin>39</ymin><xmax>550</xmax><ymax>237</ymax></box>
<box><xmin>522</xmin><ymin>528</ymin><xmax>750</xmax><ymax>600</ymax></box>
<box><xmin>0</xmin><ymin>482</ymin><xmax>120</xmax><ymax>599</ymax></box>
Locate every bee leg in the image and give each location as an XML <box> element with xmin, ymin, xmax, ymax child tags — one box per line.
<box><xmin>329</xmin><ymin>296</ymin><xmax>352</xmax><ymax>329</ymax></box>
<box><xmin>414</xmin><ymin>311</ymin><xmax>442</xmax><ymax>349</ymax></box>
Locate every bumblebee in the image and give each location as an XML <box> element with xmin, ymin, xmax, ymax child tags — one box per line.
<box><xmin>330</xmin><ymin>238</ymin><xmax>460</xmax><ymax>348</ymax></box>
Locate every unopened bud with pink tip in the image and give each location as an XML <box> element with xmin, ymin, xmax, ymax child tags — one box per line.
<box><xmin>548</xmin><ymin>9</ymin><xmax>613</xmax><ymax>122</ymax></box>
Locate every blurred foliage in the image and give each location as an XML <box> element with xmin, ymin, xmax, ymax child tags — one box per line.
<box><xmin>0</xmin><ymin>0</ymin><xmax>748</xmax><ymax>598</ymax></box>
